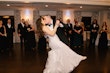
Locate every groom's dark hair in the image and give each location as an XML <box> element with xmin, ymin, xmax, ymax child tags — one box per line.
<box><xmin>42</xmin><ymin>15</ymin><xmax>52</xmax><ymax>19</ymax></box>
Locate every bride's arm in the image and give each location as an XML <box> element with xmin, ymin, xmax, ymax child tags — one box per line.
<box><xmin>42</xmin><ymin>20</ymin><xmax>59</xmax><ymax>36</ymax></box>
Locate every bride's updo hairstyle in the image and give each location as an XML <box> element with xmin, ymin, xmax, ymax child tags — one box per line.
<box><xmin>36</xmin><ymin>17</ymin><xmax>44</xmax><ymax>38</ymax></box>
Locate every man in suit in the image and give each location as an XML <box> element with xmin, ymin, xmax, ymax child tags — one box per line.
<box><xmin>89</xmin><ymin>19</ymin><xmax>99</xmax><ymax>47</ymax></box>
<box><xmin>66</xmin><ymin>19</ymin><xmax>73</xmax><ymax>40</ymax></box>
<box><xmin>42</xmin><ymin>15</ymin><xmax>69</xmax><ymax>46</ymax></box>
<box><xmin>5</xmin><ymin>19</ymin><xmax>15</xmax><ymax>49</ymax></box>
<box><xmin>65</xmin><ymin>19</ymin><xmax>73</xmax><ymax>47</ymax></box>
<box><xmin>17</xmin><ymin>19</ymin><xmax>26</xmax><ymax>49</ymax></box>
<box><xmin>56</xmin><ymin>18</ymin><xmax>69</xmax><ymax>46</ymax></box>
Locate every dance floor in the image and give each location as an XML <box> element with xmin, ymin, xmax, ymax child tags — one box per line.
<box><xmin>0</xmin><ymin>43</ymin><xmax>110</xmax><ymax>73</ymax></box>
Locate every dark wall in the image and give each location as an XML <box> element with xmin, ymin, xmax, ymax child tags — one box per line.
<box><xmin>0</xmin><ymin>16</ymin><xmax>14</xmax><ymax>26</ymax></box>
<box><xmin>81</xmin><ymin>17</ymin><xmax>91</xmax><ymax>31</ymax></box>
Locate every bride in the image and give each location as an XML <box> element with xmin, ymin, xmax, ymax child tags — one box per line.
<box><xmin>36</xmin><ymin>16</ymin><xmax>87</xmax><ymax>73</ymax></box>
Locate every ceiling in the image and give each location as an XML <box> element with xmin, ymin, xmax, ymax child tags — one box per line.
<box><xmin>0</xmin><ymin>0</ymin><xmax>110</xmax><ymax>11</ymax></box>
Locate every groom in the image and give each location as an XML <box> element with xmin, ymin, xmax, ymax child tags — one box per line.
<box><xmin>42</xmin><ymin>15</ymin><xmax>69</xmax><ymax>46</ymax></box>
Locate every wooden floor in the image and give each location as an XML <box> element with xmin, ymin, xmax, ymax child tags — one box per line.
<box><xmin>0</xmin><ymin>43</ymin><xmax>110</xmax><ymax>73</ymax></box>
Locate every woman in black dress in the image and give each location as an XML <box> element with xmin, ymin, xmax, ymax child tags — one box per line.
<box><xmin>25</xmin><ymin>21</ymin><xmax>36</xmax><ymax>50</ymax></box>
<box><xmin>98</xmin><ymin>22</ymin><xmax>108</xmax><ymax>61</ymax></box>
<box><xmin>98</xmin><ymin>22</ymin><xmax>108</xmax><ymax>48</ymax></box>
<box><xmin>73</xmin><ymin>22</ymin><xmax>83</xmax><ymax>48</ymax></box>
<box><xmin>0</xmin><ymin>20</ymin><xmax>7</xmax><ymax>52</ymax></box>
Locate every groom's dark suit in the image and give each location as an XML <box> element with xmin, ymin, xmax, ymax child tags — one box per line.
<box><xmin>53</xmin><ymin>21</ymin><xmax>69</xmax><ymax>46</ymax></box>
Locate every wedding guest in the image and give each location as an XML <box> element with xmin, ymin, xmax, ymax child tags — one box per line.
<box><xmin>65</xmin><ymin>19</ymin><xmax>73</xmax><ymax>43</ymax></box>
<box><xmin>5</xmin><ymin>19</ymin><xmax>15</xmax><ymax>50</ymax></box>
<box><xmin>24</xmin><ymin>21</ymin><xmax>36</xmax><ymax>50</ymax></box>
<box><xmin>17</xmin><ymin>19</ymin><xmax>26</xmax><ymax>49</ymax></box>
<box><xmin>73</xmin><ymin>22</ymin><xmax>83</xmax><ymax>48</ymax></box>
<box><xmin>89</xmin><ymin>19</ymin><xmax>99</xmax><ymax>47</ymax></box>
<box><xmin>98</xmin><ymin>21</ymin><xmax>108</xmax><ymax>48</ymax></box>
<box><xmin>0</xmin><ymin>20</ymin><xmax>7</xmax><ymax>52</ymax></box>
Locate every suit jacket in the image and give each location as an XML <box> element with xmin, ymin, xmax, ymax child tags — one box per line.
<box><xmin>66</xmin><ymin>23</ymin><xmax>73</xmax><ymax>37</ymax></box>
<box><xmin>17</xmin><ymin>23</ymin><xmax>26</xmax><ymax>37</ymax></box>
<box><xmin>90</xmin><ymin>23</ymin><xmax>99</xmax><ymax>33</ymax></box>
<box><xmin>66</xmin><ymin>23</ymin><xmax>73</xmax><ymax>30</ymax></box>
<box><xmin>53</xmin><ymin>20</ymin><xmax>69</xmax><ymax>46</ymax></box>
<box><xmin>5</xmin><ymin>24</ymin><xmax>15</xmax><ymax>38</ymax></box>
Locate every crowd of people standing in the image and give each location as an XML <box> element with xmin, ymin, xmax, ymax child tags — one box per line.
<box><xmin>0</xmin><ymin>19</ymin><xmax>15</xmax><ymax>52</ymax></box>
<box><xmin>38</xmin><ymin>17</ymin><xmax>108</xmax><ymax>50</ymax></box>
<box><xmin>17</xmin><ymin>19</ymin><xmax>36</xmax><ymax>51</ymax></box>
<box><xmin>0</xmin><ymin>18</ymin><xmax>36</xmax><ymax>53</ymax></box>
<box><xmin>0</xmin><ymin>17</ymin><xmax>109</xmax><ymax>54</ymax></box>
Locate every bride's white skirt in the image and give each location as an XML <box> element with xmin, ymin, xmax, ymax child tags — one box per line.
<box><xmin>43</xmin><ymin>41</ymin><xmax>84</xmax><ymax>73</ymax></box>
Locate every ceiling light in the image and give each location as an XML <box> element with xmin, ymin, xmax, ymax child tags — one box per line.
<box><xmin>66</xmin><ymin>3</ymin><xmax>71</xmax><ymax>4</ymax></box>
<box><xmin>24</xmin><ymin>1</ymin><xmax>30</xmax><ymax>3</ymax></box>
<box><xmin>7</xmin><ymin>4</ymin><xmax>10</xmax><ymax>6</ymax></box>
<box><xmin>45</xmin><ymin>5</ymin><xmax>48</xmax><ymax>7</ymax></box>
<box><xmin>80</xmin><ymin>6</ymin><xmax>82</xmax><ymax>8</ymax></box>
<box><xmin>3</xmin><ymin>16</ymin><xmax>9</xmax><ymax>18</ymax></box>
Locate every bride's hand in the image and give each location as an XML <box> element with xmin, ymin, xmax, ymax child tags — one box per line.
<box><xmin>55</xmin><ymin>20</ymin><xmax>60</xmax><ymax>26</ymax></box>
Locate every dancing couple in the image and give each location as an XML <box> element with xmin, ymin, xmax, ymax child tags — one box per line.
<box><xmin>36</xmin><ymin>15</ymin><xmax>87</xmax><ymax>73</ymax></box>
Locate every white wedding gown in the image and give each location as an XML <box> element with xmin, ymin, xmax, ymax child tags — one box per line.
<box><xmin>43</xmin><ymin>26</ymin><xmax>86</xmax><ymax>73</ymax></box>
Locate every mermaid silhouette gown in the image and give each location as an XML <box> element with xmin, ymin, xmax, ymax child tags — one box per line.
<box><xmin>43</xmin><ymin>26</ymin><xmax>86</xmax><ymax>73</ymax></box>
